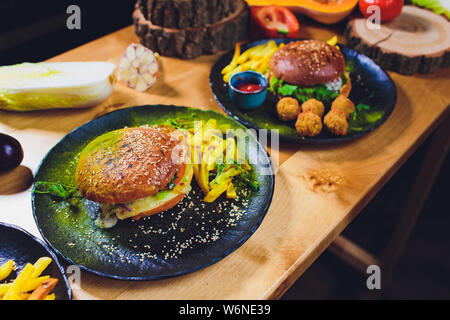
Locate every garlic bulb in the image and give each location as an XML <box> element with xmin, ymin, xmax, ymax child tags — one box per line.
<box><xmin>117</xmin><ymin>43</ymin><xmax>159</xmax><ymax>92</ymax></box>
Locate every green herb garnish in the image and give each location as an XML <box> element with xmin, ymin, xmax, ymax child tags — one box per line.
<box><xmin>237</xmin><ymin>171</ymin><xmax>259</xmax><ymax>192</ymax></box>
<box><xmin>209</xmin><ymin>160</ymin><xmax>259</xmax><ymax>193</ymax></box>
<box><xmin>210</xmin><ymin>161</ymin><xmax>228</xmax><ymax>187</ymax></box>
<box><xmin>33</xmin><ymin>181</ymin><xmax>80</xmax><ymax>198</ymax></box>
<box><xmin>233</xmin><ymin>161</ymin><xmax>260</xmax><ymax>191</ymax></box>
<box><xmin>344</xmin><ymin>60</ymin><xmax>355</xmax><ymax>74</ymax></box>
<box><xmin>165</xmin><ymin>118</ymin><xmax>195</xmax><ymax>130</ymax></box>
<box><xmin>33</xmin><ymin>181</ymin><xmax>83</xmax><ymax>207</ymax></box>
<box><xmin>349</xmin><ymin>103</ymin><xmax>385</xmax><ymax>132</ymax></box>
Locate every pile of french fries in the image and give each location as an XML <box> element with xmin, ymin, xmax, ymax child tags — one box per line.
<box><xmin>221</xmin><ymin>40</ymin><xmax>283</xmax><ymax>82</ymax></box>
<box><xmin>183</xmin><ymin>119</ymin><xmax>251</xmax><ymax>203</ymax></box>
<box><xmin>0</xmin><ymin>257</ymin><xmax>58</xmax><ymax>300</ymax></box>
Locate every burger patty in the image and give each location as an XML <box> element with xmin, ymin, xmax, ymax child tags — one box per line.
<box><xmin>269</xmin><ymin>40</ymin><xmax>346</xmax><ymax>87</ymax></box>
<box><xmin>75</xmin><ymin>126</ymin><xmax>184</xmax><ymax>205</ymax></box>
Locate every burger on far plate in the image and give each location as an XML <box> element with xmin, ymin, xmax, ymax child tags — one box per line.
<box><xmin>268</xmin><ymin>39</ymin><xmax>351</xmax><ymax>104</ymax></box>
<box><xmin>75</xmin><ymin>125</ymin><xmax>193</xmax><ymax>228</ymax></box>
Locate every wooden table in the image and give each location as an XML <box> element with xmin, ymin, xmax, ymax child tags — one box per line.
<box><xmin>0</xmin><ymin>24</ymin><xmax>448</xmax><ymax>300</ymax></box>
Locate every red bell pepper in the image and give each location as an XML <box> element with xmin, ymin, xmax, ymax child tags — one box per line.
<box><xmin>250</xmin><ymin>5</ymin><xmax>300</xmax><ymax>39</ymax></box>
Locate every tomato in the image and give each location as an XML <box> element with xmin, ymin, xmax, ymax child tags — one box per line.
<box><xmin>359</xmin><ymin>0</ymin><xmax>404</xmax><ymax>22</ymax></box>
<box><xmin>250</xmin><ymin>6</ymin><xmax>300</xmax><ymax>39</ymax></box>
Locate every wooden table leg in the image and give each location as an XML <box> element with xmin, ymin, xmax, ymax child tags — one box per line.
<box><xmin>380</xmin><ymin>115</ymin><xmax>450</xmax><ymax>285</ymax></box>
<box><xmin>328</xmin><ymin>114</ymin><xmax>449</xmax><ymax>292</ymax></box>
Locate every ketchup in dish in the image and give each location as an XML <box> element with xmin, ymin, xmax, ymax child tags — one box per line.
<box><xmin>235</xmin><ymin>83</ymin><xmax>263</xmax><ymax>92</ymax></box>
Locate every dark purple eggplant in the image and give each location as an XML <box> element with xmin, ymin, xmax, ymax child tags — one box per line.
<box><xmin>0</xmin><ymin>133</ymin><xmax>24</xmax><ymax>172</ymax></box>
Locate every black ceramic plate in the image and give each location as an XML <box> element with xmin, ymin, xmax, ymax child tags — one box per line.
<box><xmin>210</xmin><ymin>38</ymin><xmax>397</xmax><ymax>144</ymax></box>
<box><xmin>0</xmin><ymin>222</ymin><xmax>72</xmax><ymax>300</ymax></box>
<box><xmin>32</xmin><ymin>105</ymin><xmax>274</xmax><ymax>280</ymax></box>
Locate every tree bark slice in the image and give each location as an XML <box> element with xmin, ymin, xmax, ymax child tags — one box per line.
<box><xmin>133</xmin><ymin>0</ymin><xmax>249</xmax><ymax>59</ymax></box>
<box><xmin>344</xmin><ymin>5</ymin><xmax>450</xmax><ymax>74</ymax></box>
<box><xmin>137</xmin><ymin>0</ymin><xmax>241</xmax><ymax>29</ymax></box>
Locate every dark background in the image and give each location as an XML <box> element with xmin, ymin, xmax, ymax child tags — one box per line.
<box><xmin>0</xmin><ymin>0</ymin><xmax>134</xmax><ymax>65</ymax></box>
<box><xmin>1</xmin><ymin>0</ymin><xmax>448</xmax><ymax>299</ymax></box>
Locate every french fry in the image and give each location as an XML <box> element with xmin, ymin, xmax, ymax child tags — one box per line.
<box><xmin>0</xmin><ymin>275</ymin><xmax>51</xmax><ymax>295</ymax></box>
<box><xmin>224</xmin><ymin>137</ymin><xmax>236</xmax><ymax>164</ymax></box>
<box><xmin>0</xmin><ymin>283</ymin><xmax>9</xmax><ymax>297</ymax></box>
<box><xmin>191</xmin><ymin>120</ymin><xmax>205</xmax><ymax>165</ymax></box>
<box><xmin>23</xmin><ymin>276</ymin><xmax>51</xmax><ymax>292</ymax></box>
<box><xmin>226</xmin><ymin>182</ymin><xmax>237</xmax><ymax>199</ymax></box>
<box><xmin>204</xmin><ymin>178</ymin><xmax>232</xmax><ymax>203</ymax></box>
<box><xmin>4</xmin><ymin>292</ymin><xmax>22</xmax><ymax>300</ymax></box>
<box><xmin>217</xmin><ymin>124</ymin><xmax>231</xmax><ymax>134</ymax></box>
<box><xmin>210</xmin><ymin>166</ymin><xmax>241</xmax><ymax>188</ymax></box>
<box><xmin>221</xmin><ymin>43</ymin><xmax>241</xmax><ymax>75</ymax></box>
<box><xmin>44</xmin><ymin>293</ymin><xmax>55</xmax><ymax>300</ymax></box>
<box><xmin>240</xmin><ymin>59</ymin><xmax>260</xmax><ymax>72</ymax></box>
<box><xmin>195</xmin><ymin>163</ymin><xmax>210</xmax><ymax>195</ymax></box>
<box><xmin>0</xmin><ymin>260</ymin><xmax>14</xmax><ymax>282</ymax></box>
<box><xmin>201</xmin><ymin>120</ymin><xmax>224</xmax><ymax>171</ymax></box>
<box><xmin>248</xmin><ymin>44</ymin><xmax>268</xmax><ymax>59</ymax></box>
<box><xmin>204</xmin><ymin>119</ymin><xmax>218</xmax><ymax>132</ymax></box>
<box><xmin>255</xmin><ymin>56</ymin><xmax>271</xmax><ymax>71</ymax></box>
<box><xmin>223</xmin><ymin>65</ymin><xmax>243</xmax><ymax>83</ymax></box>
<box><xmin>267</xmin><ymin>40</ymin><xmax>278</xmax><ymax>49</ymax></box>
<box><xmin>31</xmin><ymin>257</ymin><xmax>52</xmax><ymax>279</ymax></box>
<box><xmin>204</xmin><ymin>134</ymin><xmax>225</xmax><ymax>170</ymax></box>
<box><xmin>2</xmin><ymin>263</ymin><xmax>35</xmax><ymax>300</ymax></box>
<box><xmin>27</xmin><ymin>278</ymin><xmax>58</xmax><ymax>300</ymax></box>
<box><xmin>236</xmin><ymin>50</ymin><xmax>250</xmax><ymax>65</ymax></box>
<box><xmin>327</xmin><ymin>35</ymin><xmax>338</xmax><ymax>46</ymax></box>
<box><xmin>206</xmin><ymin>143</ymin><xmax>225</xmax><ymax>171</ymax></box>
<box><xmin>18</xmin><ymin>293</ymin><xmax>30</xmax><ymax>300</ymax></box>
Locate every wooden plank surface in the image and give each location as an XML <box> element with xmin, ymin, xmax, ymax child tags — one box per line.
<box><xmin>0</xmin><ymin>25</ymin><xmax>448</xmax><ymax>300</ymax></box>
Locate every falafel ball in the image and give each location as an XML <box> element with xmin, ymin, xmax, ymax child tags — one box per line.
<box><xmin>331</xmin><ymin>94</ymin><xmax>355</xmax><ymax>118</ymax></box>
<box><xmin>324</xmin><ymin>110</ymin><xmax>349</xmax><ymax>136</ymax></box>
<box><xmin>295</xmin><ymin>112</ymin><xmax>323</xmax><ymax>137</ymax></box>
<box><xmin>301</xmin><ymin>98</ymin><xmax>325</xmax><ymax>117</ymax></box>
<box><xmin>276</xmin><ymin>97</ymin><xmax>301</xmax><ymax>122</ymax></box>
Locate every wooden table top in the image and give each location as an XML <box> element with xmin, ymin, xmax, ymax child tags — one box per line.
<box><xmin>0</xmin><ymin>24</ymin><xmax>448</xmax><ymax>300</ymax></box>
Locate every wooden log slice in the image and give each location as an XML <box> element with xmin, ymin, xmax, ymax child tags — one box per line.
<box><xmin>0</xmin><ymin>165</ymin><xmax>33</xmax><ymax>195</ymax></box>
<box><xmin>344</xmin><ymin>5</ymin><xmax>450</xmax><ymax>74</ymax></box>
<box><xmin>133</xmin><ymin>0</ymin><xmax>249</xmax><ymax>59</ymax></box>
<box><xmin>137</xmin><ymin>0</ymin><xmax>241</xmax><ymax>29</ymax></box>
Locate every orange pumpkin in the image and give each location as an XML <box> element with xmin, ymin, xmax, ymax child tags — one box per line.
<box><xmin>245</xmin><ymin>0</ymin><xmax>359</xmax><ymax>24</ymax></box>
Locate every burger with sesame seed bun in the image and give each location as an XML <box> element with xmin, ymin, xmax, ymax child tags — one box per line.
<box><xmin>75</xmin><ymin>125</ymin><xmax>193</xmax><ymax>228</ymax></box>
<box><xmin>268</xmin><ymin>40</ymin><xmax>351</xmax><ymax>105</ymax></box>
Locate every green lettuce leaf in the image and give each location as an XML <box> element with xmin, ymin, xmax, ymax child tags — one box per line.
<box><xmin>269</xmin><ymin>76</ymin><xmax>340</xmax><ymax>104</ymax></box>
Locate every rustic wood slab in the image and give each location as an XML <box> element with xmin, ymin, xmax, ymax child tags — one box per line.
<box><xmin>345</xmin><ymin>5</ymin><xmax>450</xmax><ymax>74</ymax></box>
<box><xmin>0</xmin><ymin>24</ymin><xmax>448</xmax><ymax>300</ymax></box>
